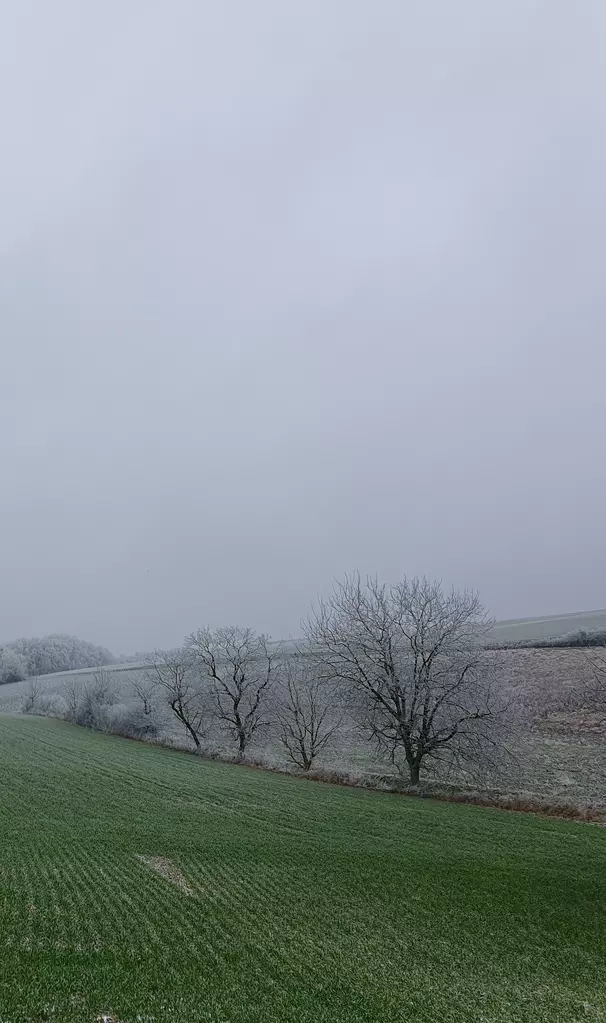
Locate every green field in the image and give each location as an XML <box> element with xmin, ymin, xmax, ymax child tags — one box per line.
<box><xmin>0</xmin><ymin>717</ymin><xmax>604</xmax><ymax>1022</ymax></box>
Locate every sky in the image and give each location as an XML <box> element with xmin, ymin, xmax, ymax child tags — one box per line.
<box><xmin>2</xmin><ymin>0</ymin><xmax>606</xmax><ymax>654</ymax></box>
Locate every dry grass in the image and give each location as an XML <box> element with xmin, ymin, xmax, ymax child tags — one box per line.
<box><xmin>135</xmin><ymin>855</ymin><xmax>195</xmax><ymax>896</ymax></box>
<box><xmin>489</xmin><ymin>647</ymin><xmax>596</xmax><ymax>716</ymax></box>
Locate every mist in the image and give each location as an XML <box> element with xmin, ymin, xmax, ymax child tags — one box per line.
<box><xmin>2</xmin><ymin>0</ymin><xmax>605</xmax><ymax>653</ymax></box>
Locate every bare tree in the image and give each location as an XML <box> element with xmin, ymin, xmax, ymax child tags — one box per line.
<box><xmin>277</xmin><ymin>654</ymin><xmax>341</xmax><ymax>771</ymax></box>
<box><xmin>89</xmin><ymin>669</ymin><xmax>117</xmax><ymax>703</ymax></box>
<box><xmin>62</xmin><ymin>678</ymin><xmax>83</xmax><ymax>720</ymax></box>
<box><xmin>129</xmin><ymin>673</ymin><xmax>158</xmax><ymax>716</ymax></box>
<box><xmin>149</xmin><ymin>648</ymin><xmax>206</xmax><ymax>749</ymax></box>
<box><xmin>22</xmin><ymin>678</ymin><xmax>42</xmax><ymax>714</ymax></box>
<box><xmin>187</xmin><ymin>627</ymin><xmax>277</xmax><ymax>758</ymax></box>
<box><xmin>305</xmin><ymin>574</ymin><xmax>505</xmax><ymax>785</ymax></box>
<box><xmin>69</xmin><ymin>670</ymin><xmax>118</xmax><ymax>728</ymax></box>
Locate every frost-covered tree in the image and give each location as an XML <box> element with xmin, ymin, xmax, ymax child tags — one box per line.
<box><xmin>186</xmin><ymin>627</ymin><xmax>277</xmax><ymax>758</ymax></box>
<box><xmin>306</xmin><ymin>574</ymin><xmax>504</xmax><ymax>785</ymax></box>
<box><xmin>149</xmin><ymin>648</ymin><xmax>207</xmax><ymax>749</ymax></box>
<box><xmin>277</xmin><ymin>654</ymin><xmax>341</xmax><ymax>771</ymax></box>
<box><xmin>0</xmin><ymin>647</ymin><xmax>28</xmax><ymax>684</ymax></box>
<box><xmin>7</xmin><ymin>634</ymin><xmax>114</xmax><ymax>676</ymax></box>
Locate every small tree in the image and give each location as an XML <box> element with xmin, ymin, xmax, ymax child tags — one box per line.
<box><xmin>277</xmin><ymin>654</ymin><xmax>341</xmax><ymax>771</ymax></box>
<box><xmin>149</xmin><ymin>648</ymin><xmax>206</xmax><ymax>749</ymax></box>
<box><xmin>74</xmin><ymin>671</ymin><xmax>117</xmax><ymax>728</ymax></box>
<box><xmin>187</xmin><ymin>627</ymin><xmax>277</xmax><ymax>758</ymax></box>
<box><xmin>63</xmin><ymin>678</ymin><xmax>84</xmax><ymax>720</ymax></box>
<box><xmin>305</xmin><ymin>574</ymin><xmax>504</xmax><ymax>785</ymax></box>
<box><xmin>22</xmin><ymin>678</ymin><xmax>42</xmax><ymax>714</ymax></box>
<box><xmin>129</xmin><ymin>673</ymin><xmax>158</xmax><ymax>716</ymax></box>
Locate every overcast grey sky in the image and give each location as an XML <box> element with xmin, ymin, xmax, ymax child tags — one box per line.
<box><xmin>2</xmin><ymin>1</ymin><xmax>605</xmax><ymax>653</ymax></box>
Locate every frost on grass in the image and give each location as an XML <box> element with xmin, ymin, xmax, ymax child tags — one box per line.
<box><xmin>135</xmin><ymin>855</ymin><xmax>195</xmax><ymax>896</ymax></box>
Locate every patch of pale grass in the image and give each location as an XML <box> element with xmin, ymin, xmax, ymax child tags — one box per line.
<box><xmin>135</xmin><ymin>855</ymin><xmax>195</xmax><ymax>896</ymax></box>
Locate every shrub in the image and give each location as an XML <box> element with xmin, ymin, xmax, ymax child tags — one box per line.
<box><xmin>66</xmin><ymin>671</ymin><xmax>117</xmax><ymax>728</ymax></box>
<box><xmin>24</xmin><ymin>692</ymin><xmax>69</xmax><ymax>718</ymax></box>
<box><xmin>102</xmin><ymin>704</ymin><xmax>160</xmax><ymax>740</ymax></box>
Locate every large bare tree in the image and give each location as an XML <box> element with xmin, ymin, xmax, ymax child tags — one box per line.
<box><xmin>305</xmin><ymin>574</ymin><xmax>504</xmax><ymax>785</ymax></box>
<box><xmin>277</xmin><ymin>654</ymin><xmax>341</xmax><ymax>771</ymax></box>
<box><xmin>186</xmin><ymin>627</ymin><xmax>277</xmax><ymax>758</ymax></box>
<box><xmin>149</xmin><ymin>648</ymin><xmax>206</xmax><ymax>749</ymax></box>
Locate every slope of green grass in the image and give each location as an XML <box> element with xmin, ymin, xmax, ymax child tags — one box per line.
<box><xmin>0</xmin><ymin>716</ymin><xmax>604</xmax><ymax>1023</ymax></box>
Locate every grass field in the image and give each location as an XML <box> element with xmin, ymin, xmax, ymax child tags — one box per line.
<box><xmin>0</xmin><ymin>716</ymin><xmax>605</xmax><ymax>1022</ymax></box>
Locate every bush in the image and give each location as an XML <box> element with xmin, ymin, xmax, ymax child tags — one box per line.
<box><xmin>29</xmin><ymin>677</ymin><xmax>158</xmax><ymax>740</ymax></box>
<box><xmin>26</xmin><ymin>693</ymin><xmax>69</xmax><ymax>718</ymax></box>
<box><xmin>101</xmin><ymin>704</ymin><xmax>160</xmax><ymax>740</ymax></box>
<box><xmin>60</xmin><ymin>674</ymin><xmax>160</xmax><ymax>739</ymax></box>
<box><xmin>65</xmin><ymin>671</ymin><xmax>117</xmax><ymax>728</ymax></box>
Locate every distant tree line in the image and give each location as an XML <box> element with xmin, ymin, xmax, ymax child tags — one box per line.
<box><xmin>488</xmin><ymin>628</ymin><xmax>606</xmax><ymax>650</ymax></box>
<box><xmin>0</xmin><ymin>634</ymin><xmax>114</xmax><ymax>683</ymax></box>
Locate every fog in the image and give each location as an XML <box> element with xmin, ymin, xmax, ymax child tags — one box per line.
<box><xmin>2</xmin><ymin>1</ymin><xmax>605</xmax><ymax>653</ymax></box>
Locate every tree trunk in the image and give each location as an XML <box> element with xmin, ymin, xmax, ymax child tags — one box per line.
<box><xmin>409</xmin><ymin>761</ymin><xmax>421</xmax><ymax>786</ymax></box>
<box><xmin>174</xmin><ymin>705</ymin><xmax>201</xmax><ymax>749</ymax></box>
<box><xmin>185</xmin><ymin>721</ymin><xmax>201</xmax><ymax>749</ymax></box>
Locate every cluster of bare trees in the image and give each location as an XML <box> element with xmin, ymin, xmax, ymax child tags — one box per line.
<box><xmin>147</xmin><ymin>627</ymin><xmax>330</xmax><ymax>769</ymax></box>
<box><xmin>12</xmin><ymin>575</ymin><xmax>507</xmax><ymax>784</ymax></box>
<box><xmin>140</xmin><ymin>575</ymin><xmax>505</xmax><ymax>784</ymax></box>
<box><xmin>19</xmin><ymin>574</ymin><xmax>603</xmax><ymax>787</ymax></box>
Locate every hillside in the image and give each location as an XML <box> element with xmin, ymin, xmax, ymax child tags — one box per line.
<box><xmin>1</xmin><ymin>646</ymin><xmax>605</xmax><ymax>809</ymax></box>
<box><xmin>0</xmin><ymin>715</ymin><xmax>604</xmax><ymax>1022</ymax></box>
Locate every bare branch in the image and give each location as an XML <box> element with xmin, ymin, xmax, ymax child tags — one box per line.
<box><xmin>62</xmin><ymin>678</ymin><xmax>84</xmax><ymax>718</ymax></box>
<box><xmin>129</xmin><ymin>673</ymin><xmax>159</xmax><ymax>716</ymax></box>
<box><xmin>276</xmin><ymin>653</ymin><xmax>341</xmax><ymax>771</ymax></box>
<box><xmin>22</xmin><ymin>677</ymin><xmax>42</xmax><ymax>715</ymax></box>
<box><xmin>305</xmin><ymin>574</ymin><xmax>505</xmax><ymax>785</ymax></box>
<box><xmin>186</xmin><ymin>626</ymin><xmax>277</xmax><ymax>758</ymax></box>
<box><xmin>150</xmin><ymin>648</ymin><xmax>206</xmax><ymax>749</ymax></box>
